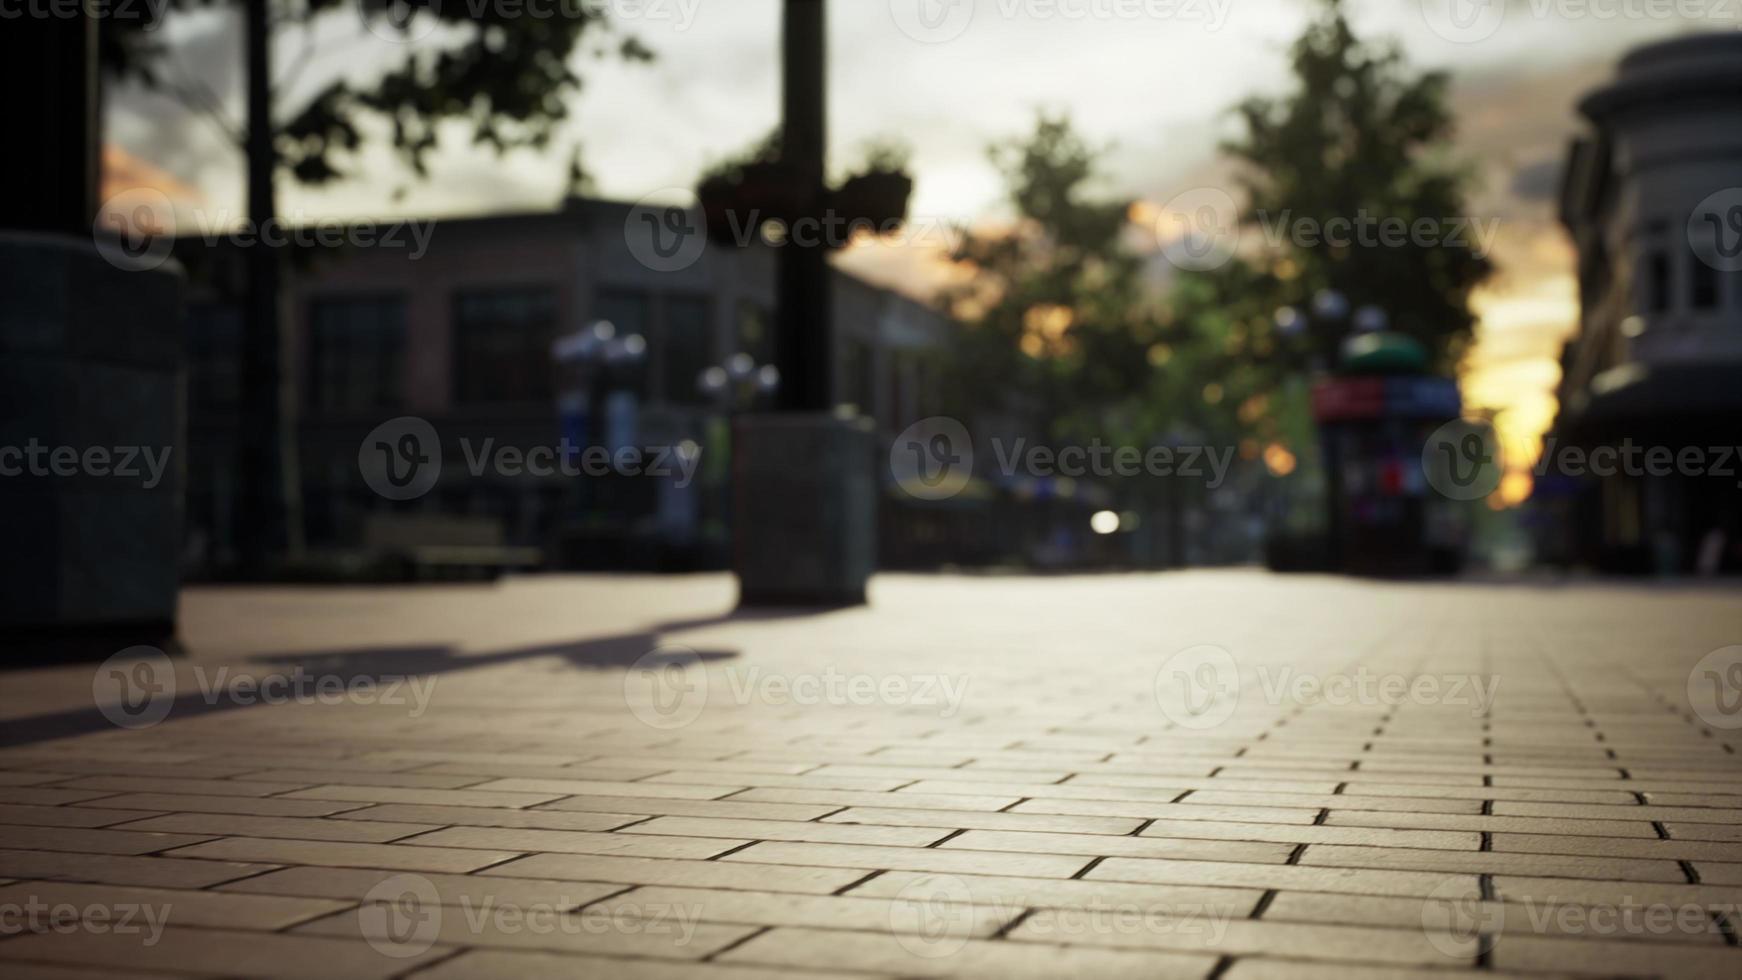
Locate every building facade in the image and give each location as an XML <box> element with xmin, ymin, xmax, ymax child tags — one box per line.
<box><xmin>179</xmin><ymin>198</ymin><xmax>952</xmax><ymax>575</ymax></box>
<box><xmin>1548</xmin><ymin>33</ymin><xmax>1742</xmax><ymax>573</ymax></box>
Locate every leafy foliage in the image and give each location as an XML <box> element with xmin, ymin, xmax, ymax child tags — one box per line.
<box><xmin>1201</xmin><ymin>0</ymin><xmax>1490</xmax><ymax>377</ymax></box>
<box><xmin>103</xmin><ymin>1</ymin><xmax>650</xmax><ymax>186</ymax></box>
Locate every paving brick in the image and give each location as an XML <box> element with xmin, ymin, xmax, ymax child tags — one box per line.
<box><xmin>0</xmin><ymin>788</ymin><xmax>136</xmax><ymax>806</ymax></box>
<box><xmin>825</xmin><ymin>806</ymin><xmax>1143</xmax><ymax>836</ymax></box>
<box><xmin>0</xmin><ymin>880</ymin><xmax>348</xmax><ymax>931</ymax></box>
<box><xmin>0</xmin><ymin>826</ymin><xmax>213</xmax><ymax>856</ymax></box>
<box><xmin>69</xmin><ymin>793</ymin><xmax>368</xmax><ymax>818</ymax></box>
<box><xmin>162</xmin><ymin>837</ymin><xmax>521</xmax><ymax>873</ymax></box>
<box><xmin>1493</xmin><ymin>801</ymin><xmax>1742</xmax><ymax>824</ymax></box>
<box><xmin>1090</xmin><ymin>856</ymin><xmax>1481</xmax><ymax>899</ymax></box>
<box><xmin>532</xmin><ymin>795</ymin><xmax>842</xmax><ymax>821</ymax></box>
<box><xmin>46</xmin><ymin>776</ymin><xmax>313</xmax><ymax>798</ymax></box>
<box><xmin>1490</xmin><ymin>934</ymin><xmax>1742</xmax><ymax>977</ymax></box>
<box><xmin>401</xmin><ymin>825</ymin><xmax>747</xmax><ymax>858</ymax></box>
<box><xmin>1181</xmin><ymin>791</ymin><xmax>1483</xmax><ymax>814</ymax></box>
<box><xmin>850</xmin><ymin>868</ymin><xmax>1263</xmax><ymax>915</ymax></box>
<box><xmin>943</xmin><ymin>829</ymin><xmax>1294</xmax><ymax>864</ymax></box>
<box><xmin>719</xmin><ymin>925</ymin><xmax>1217</xmax><ymax>978</ymax></box>
<box><xmin>481</xmin><ymin>852</ymin><xmax>871</xmax><ymax>894</ymax></box>
<box><xmin>216</xmin><ymin>864</ymin><xmax>626</xmax><ymax>908</ymax></box>
<box><xmin>1015</xmin><ymin>799</ymin><xmax>1323</xmax><ymax>824</ymax></box>
<box><xmin>463</xmin><ymin>778</ymin><xmax>740</xmax><ymax>800</ymax></box>
<box><xmin>720</xmin><ymin>841</ymin><xmax>1090</xmax><ymax>878</ymax></box>
<box><xmin>1324</xmin><ymin>809</ymin><xmax>1658</xmax><ymax>838</ymax></box>
<box><xmin>644</xmin><ymin>771</ymin><xmax>913</xmax><ymax>792</ymax></box>
<box><xmin>1008</xmin><ymin>909</ymin><xmax>1470</xmax><ymax>965</ymax></box>
<box><xmin>1491</xmin><ymin>832</ymin><xmax>1742</xmax><ymax>863</ymax></box>
<box><xmin>1263</xmin><ymin>890</ymin><xmax>1726</xmax><ymax>944</ymax></box>
<box><xmin>108</xmin><ymin>812</ymin><xmax>442</xmax><ymax>843</ymax></box>
<box><xmin>1221</xmin><ymin>959</ymin><xmax>1541</xmax><ymax>980</ymax></box>
<box><xmin>726</xmin><ymin>787</ymin><xmax>1021</xmax><ymax>811</ymax></box>
<box><xmin>293</xmin><ymin>904</ymin><xmax>759</xmax><ymax>959</ymax></box>
<box><xmin>0</xmin><ymin>849</ymin><xmax>277</xmax><ymax>888</ymax></box>
<box><xmin>411</xmin><ymin>948</ymin><xmax>870</xmax><ymax>980</ymax></box>
<box><xmin>1296</xmin><ymin>843</ymin><xmax>1686</xmax><ymax>882</ymax></box>
<box><xmin>0</xmin><ymin>804</ymin><xmax>169</xmax><ymax>829</ymax></box>
<box><xmin>328</xmin><ymin>802</ymin><xmax>643</xmax><ymax>831</ymax></box>
<box><xmin>1137</xmin><ymin>818</ymin><xmax>1478</xmax><ymax>851</ymax></box>
<box><xmin>624</xmin><ymin>815</ymin><xmax>950</xmax><ymax>847</ymax></box>
<box><xmin>227</xmin><ymin>768</ymin><xmax>488</xmax><ymax>789</ymax></box>
<box><xmin>591</xmin><ymin>884</ymin><xmax>1022</xmax><ymax>935</ymax></box>
<box><xmin>278</xmin><ymin>785</ymin><xmax>567</xmax><ymax>808</ymax></box>
<box><xmin>0</xmin><ymin>925</ymin><xmax>452</xmax><ymax>978</ymax></box>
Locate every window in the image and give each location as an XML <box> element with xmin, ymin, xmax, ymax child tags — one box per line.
<box><xmin>1691</xmin><ymin>249</ymin><xmax>1720</xmax><ymax>310</ymax></box>
<box><xmin>187</xmin><ymin>303</ymin><xmax>241</xmax><ymax>415</ymax></box>
<box><xmin>592</xmin><ymin>289</ymin><xmax>651</xmax><ymax>398</ymax></box>
<box><xmin>1643</xmin><ymin>249</ymin><xmax>1671</xmax><ymax>314</ymax></box>
<box><xmin>736</xmin><ymin>301</ymin><xmax>774</xmax><ymax>366</ymax></box>
<box><xmin>307</xmin><ymin>296</ymin><xmax>405</xmax><ymax>412</ymax></box>
<box><xmin>664</xmin><ymin>296</ymin><xmax>714</xmax><ymax>405</ymax></box>
<box><xmin>452</xmin><ymin>288</ymin><xmax>558</xmax><ymax>405</ymax></box>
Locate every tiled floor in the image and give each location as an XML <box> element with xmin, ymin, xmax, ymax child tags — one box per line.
<box><xmin>1</xmin><ymin>571</ymin><xmax>1739</xmax><ymax>978</ymax></box>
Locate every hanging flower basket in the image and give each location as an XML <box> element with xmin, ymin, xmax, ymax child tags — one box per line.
<box><xmin>833</xmin><ymin>169</ymin><xmax>914</xmax><ymax>234</ymax></box>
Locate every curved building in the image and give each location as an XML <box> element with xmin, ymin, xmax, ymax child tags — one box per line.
<box><xmin>1548</xmin><ymin>33</ymin><xmax>1742</xmax><ymax>573</ymax></box>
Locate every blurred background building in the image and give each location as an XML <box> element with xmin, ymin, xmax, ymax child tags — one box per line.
<box><xmin>177</xmin><ymin>198</ymin><xmax>954</xmax><ymax>578</ymax></box>
<box><xmin>1546</xmin><ymin>33</ymin><xmax>1742</xmax><ymax>575</ymax></box>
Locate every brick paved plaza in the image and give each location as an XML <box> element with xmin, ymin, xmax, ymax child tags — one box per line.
<box><xmin>1</xmin><ymin>571</ymin><xmax>1739</xmax><ymax>978</ymax></box>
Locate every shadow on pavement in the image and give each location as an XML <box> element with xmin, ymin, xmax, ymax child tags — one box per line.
<box><xmin>0</xmin><ymin>605</ymin><xmax>816</xmax><ymax>748</ymax></box>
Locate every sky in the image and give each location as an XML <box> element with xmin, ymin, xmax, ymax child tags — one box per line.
<box><xmin>104</xmin><ymin>0</ymin><xmax>1735</xmax><ymax>503</ymax></box>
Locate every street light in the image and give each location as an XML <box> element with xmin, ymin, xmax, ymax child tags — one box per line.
<box><xmin>697</xmin><ymin>353</ymin><xmax>780</xmax><ymax>412</ymax></box>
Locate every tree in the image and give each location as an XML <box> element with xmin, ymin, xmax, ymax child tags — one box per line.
<box><xmin>942</xmin><ymin>114</ymin><xmax>1156</xmax><ymax>440</ymax></box>
<box><xmin>104</xmin><ymin>4</ymin><xmax>649</xmax><ymax>574</ymax></box>
<box><xmin>1196</xmin><ymin>0</ymin><xmax>1490</xmax><ymax>381</ymax></box>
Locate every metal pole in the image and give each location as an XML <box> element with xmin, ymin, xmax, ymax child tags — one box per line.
<box><xmin>0</xmin><ymin>15</ymin><xmax>97</xmax><ymax>235</ymax></box>
<box><xmin>775</xmin><ymin>0</ymin><xmax>831</xmax><ymax>413</ymax></box>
